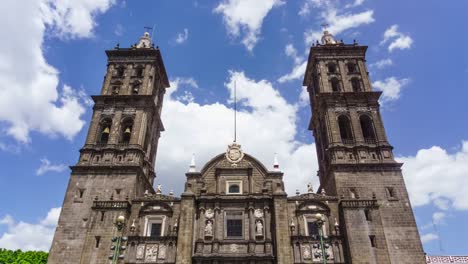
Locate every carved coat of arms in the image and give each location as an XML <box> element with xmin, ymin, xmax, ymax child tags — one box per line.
<box><xmin>225</xmin><ymin>142</ymin><xmax>244</xmax><ymax>165</ymax></box>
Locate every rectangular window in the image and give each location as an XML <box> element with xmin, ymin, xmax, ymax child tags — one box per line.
<box><xmin>226</xmin><ymin>219</ymin><xmax>242</xmax><ymax>237</ymax></box>
<box><xmin>226</xmin><ymin>181</ymin><xmax>242</xmax><ymax>195</ymax></box>
<box><xmin>225</xmin><ymin>211</ymin><xmax>243</xmax><ymax>238</ymax></box>
<box><xmin>307</xmin><ymin>222</ymin><xmax>319</xmax><ymax>238</ymax></box>
<box><xmin>150</xmin><ymin>223</ymin><xmax>162</xmax><ymax>237</ymax></box>
<box><xmin>145</xmin><ymin>216</ymin><xmax>166</xmax><ymax>237</ymax></box>
<box><xmin>369</xmin><ymin>235</ymin><xmax>377</xmax><ymax>248</ymax></box>
<box><xmin>364</xmin><ymin>209</ymin><xmax>372</xmax><ymax>221</ymax></box>
<box><xmin>95</xmin><ymin>236</ymin><xmax>101</xmax><ymax>248</ymax></box>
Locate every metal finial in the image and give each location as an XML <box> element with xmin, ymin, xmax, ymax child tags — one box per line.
<box><xmin>234</xmin><ymin>80</ymin><xmax>237</xmax><ymax>143</ymax></box>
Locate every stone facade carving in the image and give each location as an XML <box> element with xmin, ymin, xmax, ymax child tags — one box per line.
<box><xmin>255</xmin><ymin>220</ymin><xmax>263</xmax><ymax>236</ymax></box>
<box><xmin>145</xmin><ymin>244</ymin><xmax>158</xmax><ymax>262</ymax></box>
<box><xmin>136</xmin><ymin>244</ymin><xmax>145</xmax><ymax>260</ymax></box>
<box><xmin>204</xmin><ymin>220</ymin><xmax>213</xmax><ymax>236</ymax></box>
<box><xmin>158</xmin><ymin>244</ymin><xmax>166</xmax><ymax>259</ymax></box>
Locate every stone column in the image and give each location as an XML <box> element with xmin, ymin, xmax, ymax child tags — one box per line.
<box><xmin>109</xmin><ymin>111</ymin><xmax>122</xmax><ymax>144</ymax></box>
<box><xmin>350</xmin><ymin>110</ymin><xmax>364</xmax><ymax>143</ymax></box>
<box><xmin>273</xmin><ymin>194</ymin><xmax>294</xmax><ymax>263</ymax></box>
<box><xmin>249</xmin><ymin>206</ymin><xmax>255</xmax><ymax>240</ymax></box>
<box><xmin>85</xmin><ymin>110</ymin><xmax>101</xmax><ymax>144</ymax></box>
<box><xmin>175</xmin><ymin>192</ymin><xmax>195</xmax><ymax>264</ymax></box>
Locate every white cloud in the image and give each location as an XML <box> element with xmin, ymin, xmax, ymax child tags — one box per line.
<box><xmin>175</xmin><ymin>28</ymin><xmax>189</xmax><ymax>44</ymax></box>
<box><xmin>40</xmin><ymin>0</ymin><xmax>115</xmax><ymax>39</ymax></box>
<box><xmin>278</xmin><ymin>61</ymin><xmax>308</xmax><ymax>83</ymax></box>
<box><xmin>432</xmin><ymin>212</ymin><xmax>446</xmax><ymax>225</ymax></box>
<box><xmin>398</xmin><ymin>141</ymin><xmax>468</xmax><ymax>210</ymax></box>
<box><xmin>0</xmin><ymin>207</ymin><xmax>61</xmax><ymax>251</ymax></box>
<box><xmin>214</xmin><ymin>0</ymin><xmax>284</xmax><ymax>51</ymax></box>
<box><xmin>345</xmin><ymin>0</ymin><xmax>365</xmax><ymax>8</ymax></box>
<box><xmin>372</xmin><ymin>77</ymin><xmax>410</xmax><ymax>103</ymax></box>
<box><xmin>36</xmin><ymin>158</ymin><xmax>68</xmax><ymax>176</ymax></box>
<box><xmin>278</xmin><ymin>43</ymin><xmax>308</xmax><ymax>83</ymax></box>
<box><xmin>0</xmin><ymin>0</ymin><xmax>114</xmax><ymax>143</ymax></box>
<box><xmin>156</xmin><ymin>72</ymin><xmax>318</xmax><ymax>196</ymax></box>
<box><xmin>114</xmin><ymin>23</ymin><xmax>124</xmax><ymax>36</ymax></box>
<box><xmin>304</xmin><ymin>9</ymin><xmax>375</xmax><ymax>45</ymax></box>
<box><xmin>420</xmin><ymin>233</ymin><xmax>439</xmax><ymax>244</ymax></box>
<box><xmin>369</xmin><ymin>58</ymin><xmax>393</xmax><ymax>69</ymax></box>
<box><xmin>380</xmin><ymin>25</ymin><xmax>413</xmax><ymax>52</ymax></box>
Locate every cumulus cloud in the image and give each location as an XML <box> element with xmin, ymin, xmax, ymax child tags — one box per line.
<box><xmin>0</xmin><ymin>207</ymin><xmax>61</xmax><ymax>251</ymax></box>
<box><xmin>36</xmin><ymin>158</ymin><xmax>68</xmax><ymax>176</ymax></box>
<box><xmin>420</xmin><ymin>233</ymin><xmax>439</xmax><ymax>244</ymax></box>
<box><xmin>398</xmin><ymin>141</ymin><xmax>468</xmax><ymax>210</ymax></box>
<box><xmin>304</xmin><ymin>8</ymin><xmax>375</xmax><ymax>45</ymax></box>
<box><xmin>156</xmin><ymin>72</ymin><xmax>318</xmax><ymax>196</ymax></box>
<box><xmin>214</xmin><ymin>0</ymin><xmax>284</xmax><ymax>51</ymax></box>
<box><xmin>380</xmin><ymin>25</ymin><xmax>413</xmax><ymax>52</ymax></box>
<box><xmin>0</xmin><ymin>0</ymin><xmax>114</xmax><ymax>143</ymax></box>
<box><xmin>369</xmin><ymin>58</ymin><xmax>393</xmax><ymax>69</ymax></box>
<box><xmin>175</xmin><ymin>28</ymin><xmax>189</xmax><ymax>44</ymax></box>
<box><xmin>40</xmin><ymin>0</ymin><xmax>116</xmax><ymax>39</ymax></box>
<box><xmin>372</xmin><ymin>77</ymin><xmax>410</xmax><ymax>103</ymax></box>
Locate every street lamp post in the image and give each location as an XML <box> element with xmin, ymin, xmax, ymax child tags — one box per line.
<box><xmin>110</xmin><ymin>215</ymin><xmax>127</xmax><ymax>264</ymax></box>
<box><xmin>314</xmin><ymin>213</ymin><xmax>327</xmax><ymax>264</ymax></box>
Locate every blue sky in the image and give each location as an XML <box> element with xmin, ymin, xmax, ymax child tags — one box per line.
<box><xmin>0</xmin><ymin>0</ymin><xmax>467</xmax><ymax>255</ymax></box>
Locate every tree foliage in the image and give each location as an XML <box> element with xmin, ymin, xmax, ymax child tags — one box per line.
<box><xmin>0</xmin><ymin>249</ymin><xmax>48</xmax><ymax>264</ymax></box>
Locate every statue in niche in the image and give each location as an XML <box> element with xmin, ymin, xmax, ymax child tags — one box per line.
<box><xmin>255</xmin><ymin>220</ymin><xmax>263</xmax><ymax>235</ymax></box>
<box><xmin>205</xmin><ymin>220</ymin><xmax>213</xmax><ymax>236</ymax></box>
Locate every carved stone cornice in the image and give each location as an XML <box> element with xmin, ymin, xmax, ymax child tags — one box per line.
<box><xmin>330</xmin><ymin>162</ymin><xmax>403</xmax><ymax>172</ymax></box>
<box><xmin>339</xmin><ymin>199</ymin><xmax>378</xmax><ymax>209</ymax></box>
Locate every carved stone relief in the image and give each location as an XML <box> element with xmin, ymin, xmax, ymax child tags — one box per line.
<box><xmin>145</xmin><ymin>244</ymin><xmax>158</xmax><ymax>262</ymax></box>
<box><xmin>302</xmin><ymin>245</ymin><xmax>311</xmax><ymax>259</ymax></box>
<box><xmin>158</xmin><ymin>244</ymin><xmax>166</xmax><ymax>259</ymax></box>
<box><xmin>136</xmin><ymin>245</ymin><xmax>145</xmax><ymax>260</ymax></box>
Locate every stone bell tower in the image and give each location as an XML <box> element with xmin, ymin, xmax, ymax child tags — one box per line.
<box><xmin>303</xmin><ymin>31</ymin><xmax>425</xmax><ymax>263</ymax></box>
<box><xmin>48</xmin><ymin>32</ymin><xmax>170</xmax><ymax>264</ymax></box>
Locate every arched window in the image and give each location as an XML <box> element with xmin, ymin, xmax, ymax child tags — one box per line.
<box><xmin>331</xmin><ymin>78</ymin><xmax>341</xmax><ymax>92</ymax></box>
<box><xmin>136</xmin><ymin>67</ymin><xmax>144</xmax><ymax>77</ymax></box>
<box><xmin>351</xmin><ymin>78</ymin><xmax>361</xmax><ymax>92</ymax></box>
<box><xmin>338</xmin><ymin>115</ymin><xmax>353</xmax><ymax>143</ymax></box>
<box><xmin>132</xmin><ymin>82</ymin><xmax>140</xmax><ymax>95</ymax></box>
<box><xmin>360</xmin><ymin>115</ymin><xmax>376</xmax><ymax>142</ymax></box>
<box><xmin>120</xmin><ymin>118</ymin><xmax>133</xmax><ymax>144</ymax></box>
<box><xmin>347</xmin><ymin>63</ymin><xmax>357</xmax><ymax>73</ymax></box>
<box><xmin>99</xmin><ymin>119</ymin><xmax>112</xmax><ymax>144</ymax></box>
<box><xmin>116</xmin><ymin>67</ymin><xmax>125</xmax><ymax>78</ymax></box>
<box><xmin>328</xmin><ymin>63</ymin><xmax>337</xmax><ymax>73</ymax></box>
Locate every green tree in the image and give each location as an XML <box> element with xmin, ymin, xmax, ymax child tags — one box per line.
<box><xmin>0</xmin><ymin>249</ymin><xmax>48</xmax><ymax>264</ymax></box>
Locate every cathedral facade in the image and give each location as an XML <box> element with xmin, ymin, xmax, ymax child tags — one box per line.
<box><xmin>47</xmin><ymin>31</ymin><xmax>425</xmax><ymax>264</ymax></box>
